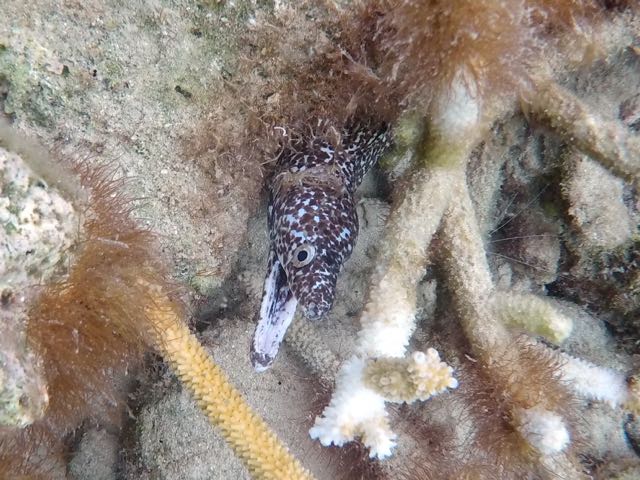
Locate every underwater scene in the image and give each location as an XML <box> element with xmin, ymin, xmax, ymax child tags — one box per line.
<box><xmin>1</xmin><ymin>1</ymin><xmax>640</xmax><ymax>479</ymax></box>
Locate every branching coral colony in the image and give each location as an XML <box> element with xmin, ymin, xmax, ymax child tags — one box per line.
<box><xmin>252</xmin><ymin>0</ymin><xmax>640</xmax><ymax>478</ymax></box>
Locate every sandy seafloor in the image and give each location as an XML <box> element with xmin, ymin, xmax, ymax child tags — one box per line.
<box><xmin>1</xmin><ymin>1</ymin><xmax>640</xmax><ymax>479</ymax></box>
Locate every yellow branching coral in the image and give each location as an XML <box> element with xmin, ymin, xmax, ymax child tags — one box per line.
<box><xmin>0</xmin><ymin>129</ymin><xmax>312</xmax><ymax>477</ymax></box>
<box><xmin>143</xmin><ymin>284</ymin><xmax>314</xmax><ymax>480</ymax></box>
<box><xmin>363</xmin><ymin>349</ymin><xmax>458</xmax><ymax>403</ymax></box>
<box><xmin>492</xmin><ymin>292</ymin><xmax>573</xmax><ymax>344</ymax></box>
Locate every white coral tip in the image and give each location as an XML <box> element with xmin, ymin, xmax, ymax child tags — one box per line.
<box><xmin>364</xmin><ymin>428</ymin><xmax>396</xmax><ymax>459</ymax></box>
<box><xmin>309</xmin><ymin>356</ymin><xmax>396</xmax><ymax>459</ymax></box>
<box><xmin>516</xmin><ymin>407</ymin><xmax>570</xmax><ymax>455</ymax></box>
<box><xmin>558</xmin><ymin>353</ymin><xmax>629</xmax><ymax>407</ymax></box>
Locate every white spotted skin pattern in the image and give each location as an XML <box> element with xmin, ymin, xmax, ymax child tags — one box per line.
<box><xmin>268</xmin><ymin>124</ymin><xmax>392</xmax><ymax>319</ymax></box>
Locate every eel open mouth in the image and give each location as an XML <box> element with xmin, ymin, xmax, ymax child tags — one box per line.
<box><xmin>251</xmin><ymin>249</ymin><xmax>298</xmax><ymax>371</ymax></box>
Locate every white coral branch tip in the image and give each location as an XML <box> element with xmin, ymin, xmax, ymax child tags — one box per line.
<box><xmin>310</xmin><ymin>349</ymin><xmax>457</xmax><ymax>459</ymax></box>
<box><xmin>408</xmin><ymin>349</ymin><xmax>459</xmax><ymax>397</ymax></box>
<box><xmin>558</xmin><ymin>353</ymin><xmax>630</xmax><ymax>408</ymax></box>
<box><xmin>309</xmin><ymin>357</ymin><xmax>396</xmax><ymax>458</ymax></box>
<box><xmin>516</xmin><ymin>406</ymin><xmax>570</xmax><ymax>455</ymax></box>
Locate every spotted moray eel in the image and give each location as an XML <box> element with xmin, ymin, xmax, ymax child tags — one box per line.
<box><xmin>251</xmin><ymin>123</ymin><xmax>392</xmax><ymax>371</ymax></box>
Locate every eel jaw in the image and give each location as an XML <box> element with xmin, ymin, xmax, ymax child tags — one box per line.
<box><xmin>251</xmin><ymin>249</ymin><xmax>298</xmax><ymax>372</ymax></box>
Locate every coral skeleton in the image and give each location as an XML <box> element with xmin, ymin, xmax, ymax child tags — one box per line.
<box><xmin>492</xmin><ymin>293</ymin><xmax>573</xmax><ymax>344</ymax></box>
<box><xmin>354</xmin><ymin>163</ymin><xmax>456</xmax><ymax>359</ymax></box>
<box><xmin>310</xmin><ymin>356</ymin><xmax>395</xmax><ymax>459</ymax></box>
<box><xmin>561</xmin><ymin>152</ymin><xmax>636</xmax><ymax>250</ymax></box>
<box><xmin>311</xmin><ymin>100</ymin><xmax>477</xmax><ymax>457</ymax></box>
<box><xmin>285</xmin><ymin>314</ymin><xmax>341</xmax><ymax>385</ymax></box>
<box><xmin>309</xmin><ymin>349</ymin><xmax>457</xmax><ymax>458</ymax></box>
<box><xmin>529</xmin><ymin>79</ymin><xmax>640</xmax><ymax>183</ymax></box>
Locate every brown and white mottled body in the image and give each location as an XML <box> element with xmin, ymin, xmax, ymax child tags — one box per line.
<box><xmin>251</xmin><ymin>124</ymin><xmax>392</xmax><ymax>371</ymax></box>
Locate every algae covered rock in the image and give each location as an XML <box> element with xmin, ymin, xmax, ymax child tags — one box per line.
<box><xmin>0</xmin><ymin>144</ymin><xmax>76</xmax><ymax>427</ymax></box>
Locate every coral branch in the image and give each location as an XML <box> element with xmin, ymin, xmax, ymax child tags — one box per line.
<box><xmin>513</xmin><ymin>406</ymin><xmax>570</xmax><ymax>455</ymax></box>
<box><xmin>439</xmin><ymin>173</ymin><xmax>509</xmax><ymax>352</ymax></box>
<box><xmin>285</xmin><ymin>314</ymin><xmax>340</xmax><ymax>385</ymax></box>
<box><xmin>362</xmin><ymin>349</ymin><xmax>458</xmax><ymax>403</ymax></box>
<box><xmin>143</xmin><ymin>285</ymin><xmax>314</xmax><ymax>480</ymax></box>
<box><xmin>438</xmin><ymin>174</ymin><xmax>585</xmax><ymax>478</ymax></box>
<box><xmin>282</xmin><ymin>3</ymin><xmax>639</xmax><ymax>472</ymax></box>
<box><xmin>311</xmin><ymin>101</ymin><xmax>477</xmax><ymax>457</ymax></box>
<box><xmin>309</xmin><ymin>356</ymin><xmax>395</xmax><ymax>459</ymax></box>
<box><xmin>492</xmin><ymin>292</ymin><xmax>573</xmax><ymax>344</ymax></box>
<box><xmin>358</xmin><ymin>84</ymin><xmax>482</xmax><ymax>358</ymax></box>
<box><xmin>529</xmin><ymin>79</ymin><xmax>640</xmax><ymax>182</ymax></box>
<box><xmin>561</xmin><ymin>152</ymin><xmax>635</xmax><ymax>250</ymax></box>
<box><xmin>557</xmin><ymin>352</ymin><xmax>638</xmax><ymax>412</ymax></box>
<box><xmin>309</xmin><ymin>159</ymin><xmax>462</xmax><ymax>456</ymax></box>
<box><xmin>356</xmin><ymin>165</ymin><xmax>459</xmax><ymax>358</ymax></box>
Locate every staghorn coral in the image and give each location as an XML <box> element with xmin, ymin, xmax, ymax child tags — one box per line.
<box><xmin>362</xmin><ymin>349</ymin><xmax>458</xmax><ymax>404</ymax></box>
<box><xmin>561</xmin><ymin>151</ymin><xmax>636</xmax><ymax>250</ymax></box>
<box><xmin>492</xmin><ymin>293</ymin><xmax>573</xmax><ymax>344</ymax></box>
<box><xmin>528</xmin><ymin>79</ymin><xmax>640</xmax><ymax>182</ymax></box>
<box><xmin>305</xmin><ymin>1</ymin><xmax>640</xmax><ymax>477</ymax></box>
<box><xmin>434</xmin><ymin>168</ymin><xmax>590</xmax><ymax>477</ymax></box>
<box><xmin>285</xmin><ymin>314</ymin><xmax>341</xmax><ymax>386</ymax></box>
<box><xmin>310</xmin><ymin>350</ymin><xmax>457</xmax><ymax>459</ymax></box>
<box><xmin>557</xmin><ymin>351</ymin><xmax>640</xmax><ymax>412</ymax></box>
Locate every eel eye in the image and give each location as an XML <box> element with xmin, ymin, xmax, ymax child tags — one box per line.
<box><xmin>291</xmin><ymin>243</ymin><xmax>315</xmax><ymax>268</ymax></box>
